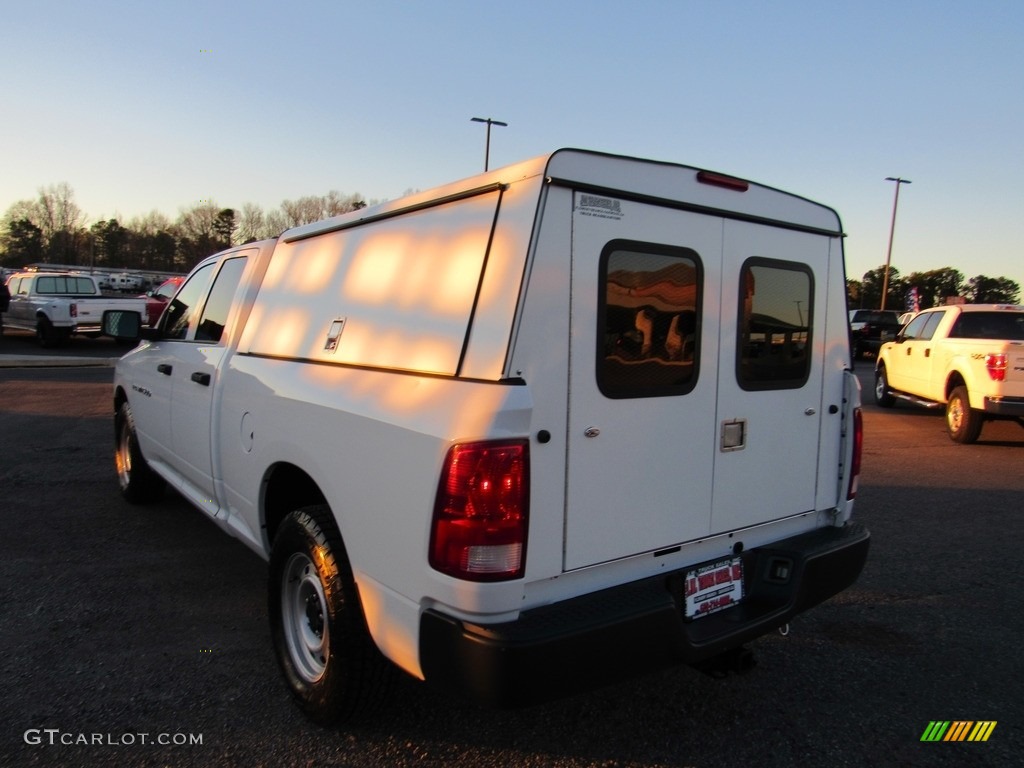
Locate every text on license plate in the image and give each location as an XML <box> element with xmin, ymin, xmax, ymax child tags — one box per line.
<box><xmin>684</xmin><ymin>556</ymin><xmax>744</xmax><ymax>619</ymax></box>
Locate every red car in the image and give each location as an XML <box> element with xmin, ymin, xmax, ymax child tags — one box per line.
<box><xmin>141</xmin><ymin>277</ymin><xmax>184</xmax><ymax>326</ymax></box>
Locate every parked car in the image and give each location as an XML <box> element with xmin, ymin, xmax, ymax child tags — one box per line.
<box><xmin>848</xmin><ymin>309</ymin><xmax>903</xmax><ymax>359</ymax></box>
<box><xmin>875</xmin><ymin>304</ymin><xmax>1024</xmax><ymax>442</ymax></box>
<box><xmin>3</xmin><ymin>271</ymin><xmax>149</xmax><ymax>346</ymax></box>
<box><xmin>139</xmin><ymin>277</ymin><xmax>184</xmax><ymax>326</ymax></box>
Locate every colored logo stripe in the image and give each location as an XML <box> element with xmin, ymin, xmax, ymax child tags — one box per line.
<box><xmin>920</xmin><ymin>721</ymin><xmax>997</xmax><ymax>742</ymax></box>
<box><xmin>945</xmin><ymin>722</ymin><xmax>973</xmax><ymax>741</ymax></box>
<box><xmin>921</xmin><ymin>721</ymin><xmax>949</xmax><ymax>741</ymax></box>
<box><xmin>967</xmin><ymin>722</ymin><xmax>997</xmax><ymax>742</ymax></box>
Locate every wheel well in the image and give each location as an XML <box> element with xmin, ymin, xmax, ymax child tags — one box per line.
<box><xmin>262</xmin><ymin>464</ymin><xmax>328</xmax><ymax>547</ymax></box>
<box><xmin>945</xmin><ymin>372</ymin><xmax>966</xmax><ymax>400</ymax></box>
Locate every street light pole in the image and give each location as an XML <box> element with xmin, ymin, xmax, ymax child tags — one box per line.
<box><xmin>470</xmin><ymin>117</ymin><xmax>507</xmax><ymax>171</ymax></box>
<box><xmin>881</xmin><ymin>176</ymin><xmax>911</xmax><ymax>311</ymax></box>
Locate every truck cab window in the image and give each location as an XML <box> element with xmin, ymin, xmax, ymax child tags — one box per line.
<box><xmin>163</xmin><ymin>262</ymin><xmax>216</xmax><ymax>340</ymax></box>
<box><xmin>195</xmin><ymin>257</ymin><xmax>248</xmax><ymax>343</ymax></box>
<box><xmin>737</xmin><ymin>259</ymin><xmax>813</xmax><ymax>390</ymax></box>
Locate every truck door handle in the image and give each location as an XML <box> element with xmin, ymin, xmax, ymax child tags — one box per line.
<box><xmin>157</xmin><ymin>364</ymin><xmax>173</xmax><ymax>375</ymax></box>
<box><xmin>191</xmin><ymin>372</ymin><xmax>211</xmax><ymax>386</ymax></box>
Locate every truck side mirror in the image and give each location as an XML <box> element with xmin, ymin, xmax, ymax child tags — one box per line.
<box><xmin>102</xmin><ymin>309</ymin><xmax>143</xmax><ymax>341</ymax></box>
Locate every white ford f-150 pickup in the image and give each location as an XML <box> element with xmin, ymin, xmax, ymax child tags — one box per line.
<box><xmin>874</xmin><ymin>303</ymin><xmax>1024</xmax><ymax>442</ymax></box>
<box><xmin>103</xmin><ymin>149</ymin><xmax>869</xmax><ymax>723</ymax></box>
<box><xmin>4</xmin><ymin>271</ymin><xmax>149</xmax><ymax>346</ymax></box>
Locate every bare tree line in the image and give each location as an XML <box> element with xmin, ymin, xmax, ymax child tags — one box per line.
<box><xmin>0</xmin><ymin>183</ymin><xmax>370</xmax><ymax>274</ymax></box>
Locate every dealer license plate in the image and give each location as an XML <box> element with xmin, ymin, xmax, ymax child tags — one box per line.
<box><xmin>684</xmin><ymin>556</ymin><xmax>744</xmax><ymax>619</ymax></box>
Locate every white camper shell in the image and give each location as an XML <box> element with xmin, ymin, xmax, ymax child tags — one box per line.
<box><xmin>110</xmin><ymin>149</ymin><xmax>867</xmax><ymax>720</ymax></box>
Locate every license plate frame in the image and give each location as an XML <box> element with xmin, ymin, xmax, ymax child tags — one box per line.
<box><xmin>683</xmin><ymin>556</ymin><xmax>744</xmax><ymax>620</ymax></box>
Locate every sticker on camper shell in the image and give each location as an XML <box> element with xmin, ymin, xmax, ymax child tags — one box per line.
<box><xmin>324</xmin><ymin>318</ymin><xmax>346</xmax><ymax>352</ymax></box>
<box><xmin>577</xmin><ymin>194</ymin><xmax>624</xmax><ymax>221</ymax></box>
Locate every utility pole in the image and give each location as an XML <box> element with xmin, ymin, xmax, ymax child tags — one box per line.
<box><xmin>470</xmin><ymin>117</ymin><xmax>507</xmax><ymax>171</ymax></box>
<box><xmin>881</xmin><ymin>176</ymin><xmax>911</xmax><ymax>310</ymax></box>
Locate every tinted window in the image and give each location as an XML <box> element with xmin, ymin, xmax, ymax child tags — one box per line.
<box><xmin>737</xmin><ymin>259</ymin><xmax>813</xmax><ymax>390</ymax></box>
<box><xmin>851</xmin><ymin>310</ymin><xmax>897</xmax><ymax>324</ymax></box>
<box><xmin>34</xmin><ymin>276</ymin><xmax>97</xmax><ymax>294</ymax></box>
<box><xmin>195</xmin><ymin>257</ymin><xmax>248</xmax><ymax>343</ymax></box>
<box><xmin>597</xmin><ymin>241</ymin><xmax>702</xmax><ymax>398</ymax></box>
<box><xmin>950</xmin><ymin>311</ymin><xmax>1024</xmax><ymax>340</ymax></box>
<box><xmin>920</xmin><ymin>312</ymin><xmax>945</xmax><ymax>340</ymax></box>
<box><xmin>901</xmin><ymin>312</ymin><xmax>933</xmax><ymax>340</ymax></box>
<box><xmin>163</xmin><ymin>263</ymin><xmax>216</xmax><ymax>340</ymax></box>
<box><xmin>155</xmin><ymin>281</ymin><xmax>179</xmax><ymax>300</ymax></box>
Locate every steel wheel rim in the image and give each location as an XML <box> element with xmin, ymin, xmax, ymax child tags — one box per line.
<box><xmin>948</xmin><ymin>397</ymin><xmax>965</xmax><ymax>432</ymax></box>
<box><xmin>281</xmin><ymin>552</ymin><xmax>329</xmax><ymax>683</ymax></box>
<box><xmin>116</xmin><ymin>423</ymin><xmax>132</xmax><ymax>489</ymax></box>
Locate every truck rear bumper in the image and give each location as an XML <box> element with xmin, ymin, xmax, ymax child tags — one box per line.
<box><xmin>419</xmin><ymin>521</ymin><xmax>870</xmax><ymax>708</ymax></box>
<box><xmin>983</xmin><ymin>396</ymin><xmax>1024</xmax><ymax>417</ymax></box>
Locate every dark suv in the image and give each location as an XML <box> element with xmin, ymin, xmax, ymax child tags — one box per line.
<box><xmin>849</xmin><ymin>309</ymin><xmax>903</xmax><ymax>359</ymax></box>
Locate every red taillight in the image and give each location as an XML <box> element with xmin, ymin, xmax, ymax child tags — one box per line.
<box><xmin>847</xmin><ymin>407</ymin><xmax>863</xmax><ymax>500</ymax></box>
<box><xmin>429</xmin><ymin>440</ymin><xmax>529</xmax><ymax>581</ymax></box>
<box><xmin>696</xmin><ymin>170</ymin><xmax>749</xmax><ymax>192</ymax></box>
<box><xmin>986</xmin><ymin>353</ymin><xmax>1008</xmax><ymax>382</ymax></box>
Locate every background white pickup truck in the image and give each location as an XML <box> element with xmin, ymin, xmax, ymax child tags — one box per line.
<box><xmin>3</xmin><ymin>271</ymin><xmax>149</xmax><ymax>346</ymax></box>
<box><xmin>874</xmin><ymin>304</ymin><xmax>1024</xmax><ymax>442</ymax></box>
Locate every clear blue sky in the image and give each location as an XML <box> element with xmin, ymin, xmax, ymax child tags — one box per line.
<box><xmin>3</xmin><ymin>1</ymin><xmax>1022</xmax><ymax>293</ymax></box>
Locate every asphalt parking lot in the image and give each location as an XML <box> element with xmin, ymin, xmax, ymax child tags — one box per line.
<box><xmin>0</xmin><ymin>359</ymin><xmax>1021</xmax><ymax>767</ymax></box>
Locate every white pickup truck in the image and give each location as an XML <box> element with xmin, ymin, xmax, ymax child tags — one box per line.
<box><xmin>102</xmin><ymin>149</ymin><xmax>869</xmax><ymax>723</ymax></box>
<box><xmin>874</xmin><ymin>304</ymin><xmax>1024</xmax><ymax>442</ymax></box>
<box><xmin>4</xmin><ymin>271</ymin><xmax>149</xmax><ymax>346</ymax></box>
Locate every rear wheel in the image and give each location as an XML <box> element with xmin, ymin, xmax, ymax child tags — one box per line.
<box><xmin>874</xmin><ymin>365</ymin><xmax>895</xmax><ymax>408</ymax></box>
<box><xmin>115</xmin><ymin>402</ymin><xmax>166</xmax><ymax>502</ymax></box>
<box><xmin>946</xmin><ymin>386</ymin><xmax>983</xmax><ymax>444</ymax></box>
<box><xmin>268</xmin><ymin>506</ymin><xmax>392</xmax><ymax>724</ymax></box>
<box><xmin>36</xmin><ymin>317</ymin><xmax>60</xmax><ymax>348</ymax></box>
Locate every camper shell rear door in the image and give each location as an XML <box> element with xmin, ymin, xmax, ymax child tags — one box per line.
<box><xmin>564</xmin><ymin>191</ymin><xmax>831</xmax><ymax>571</ymax></box>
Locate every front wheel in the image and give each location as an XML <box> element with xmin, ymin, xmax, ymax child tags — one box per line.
<box><xmin>115</xmin><ymin>402</ymin><xmax>166</xmax><ymax>502</ymax></box>
<box><xmin>874</xmin><ymin>365</ymin><xmax>895</xmax><ymax>408</ymax></box>
<box><xmin>268</xmin><ymin>506</ymin><xmax>392</xmax><ymax>724</ymax></box>
<box><xmin>946</xmin><ymin>386</ymin><xmax>984</xmax><ymax>444</ymax></box>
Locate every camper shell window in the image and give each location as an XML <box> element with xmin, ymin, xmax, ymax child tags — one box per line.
<box><xmin>597</xmin><ymin>241</ymin><xmax>702</xmax><ymax>398</ymax></box>
<box><xmin>736</xmin><ymin>258</ymin><xmax>813</xmax><ymax>390</ymax></box>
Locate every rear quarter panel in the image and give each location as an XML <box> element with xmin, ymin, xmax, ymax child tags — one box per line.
<box><xmin>216</xmin><ymin>356</ymin><xmax>537</xmax><ymax>677</ymax></box>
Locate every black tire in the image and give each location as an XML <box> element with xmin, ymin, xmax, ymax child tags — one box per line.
<box><xmin>268</xmin><ymin>506</ymin><xmax>393</xmax><ymax>724</ymax></box>
<box><xmin>115</xmin><ymin>402</ymin><xmax>166</xmax><ymax>502</ymax></box>
<box><xmin>946</xmin><ymin>386</ymin><xmax>984</xmax><ymax>444</ymax></box>
<box><xmin>36</xmin><ymin>317</ymin><xmax>59</xmax><ymax>348</ymax></box>
<box><xmin>874</xmin><ymin>365</ymin><xmax>895</xmax><ymax>408</ymax></box>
